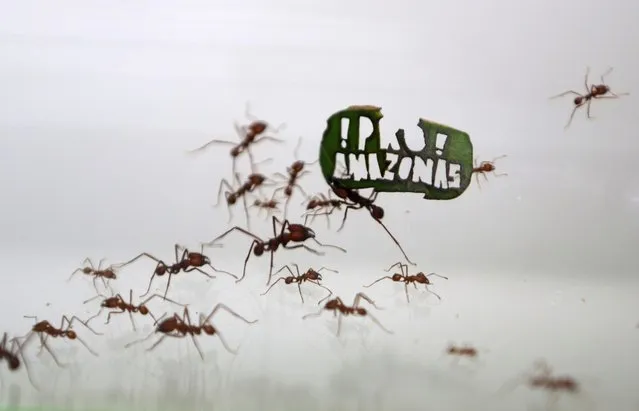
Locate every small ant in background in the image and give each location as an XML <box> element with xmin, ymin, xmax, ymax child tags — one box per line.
<box><xmin>472</xmin><ymin>155</ymin><xmax>508</xmax><ymax>189</ymax></box>
<box><xmin>203</xmin><ymin>216</ymin><xmax>346</xmax><ymax>285</ymax></box>
<box><xmin>364</xmin><ymin>262</ymin><xmax>448</xmax><ymax>302</ymax></box>
<box><xmin>0</xmin><ymin>332</ymin><xmax>38</xmax><ymax>390</ymax></box>
<box><xmin>302</xmin><ymin>190</ymin><xmax>343</xmax><ymax>228</ymax></box>
<box><xmin>187</xmin><ymin>103</ymin><xmax>286</xmax><ymax>174</ymax></box>
<box><xmin>260</xmin><ymin>263</ymin><xmax>336</xmax><ymax>304</ymax></box>
<box><xmin>271</xmin><ymin>137</ymin><xmax>319</xmax><ymax>219</ymax></box>
<box><xmin>20</xmin><ymin>315</ymin><xmax>103</xmax><ymax>364</ymax></box>
<box><xmin>84</xmin><ymin>289</ymin><xmax>186</xmax><ymax>332</ymax></box>
<box><xmin>125</xmin><ymin>304</ymin><xmax>258</xmax><ymax>358</ymax></box>
<box><xmin>249</xmin><ymin>192</ymin><xmax>281</xmax><ymax>220</ymax></box>
<box><xmin>68</xmin><ymin>257</ymin><xmax>120</xmax><ymax>294</ymax></box>
<box><xmin>499</xmin><ymin>360</ymin><xmax>591</xmax><ymax>410</ymax></box>
<box><xmin>303</xmin><ymin>292</ymin><xmax>393</xmax><ymax>336</ymax></box>
<box><xmin>442</xmin><ymin>343</ymin><xmax>489</xmax><ymax>367</ymax></box>
<box><xmin>551</xmin><ymin>67</ymin><xmax>629</xmax><ymax>129</ymax></box>
<box><xmin>216</xmin><ymin>172</ymin><xmax>273</xmax><ymax>230</ymax></box>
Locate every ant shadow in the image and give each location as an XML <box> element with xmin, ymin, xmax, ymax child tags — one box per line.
<box><xmin>219</xmin><ymin>375</ymin><xmax>321</xmax><ymax>411</ymax></box>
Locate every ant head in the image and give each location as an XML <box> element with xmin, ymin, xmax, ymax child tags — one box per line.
<box><xmin>202</xmin><ymin>324</ymin><xmax>216</xmax><ymax>335</ymax></box>
<box><xmin>101</xmin><ymin>298</ymin><xmax>118</xmax><ymax>308</ymax></box>
<box><xmin>253</xmin><ymin>199</ymin><xmax>261</xmax><ymax>206</ymax></box>
<box><xmin>325</xmin><ymin>299</ymin><xmax>339</xmax><ymax>310</ymax></box>
<box><xmin>284</xmin><ymin>186</ymin><xmax>293</xmax><ymax>196</ymax></box>
<box><xmin>139</xmin><ymin>305</ymin><xmax>149</xmax><ymax>315</ymax></box>
<box><xmin>371</xmin><ymin>205</ymin><xmax>384</xmax><ymax>219</ymax></box>
<box><xmin>105</xmin><ymin>269</ymin><xmax>117</xmax><ymax>279</ymax></box>
<box><xmin>356</xmin><ymin>307</ymin><xmax>367</xmax><ymax>315</ymax></box>
<box><xmin>391</xmin><ymin>273</ymin><xmax>403</xmax><ymax>281</ymax></box>
<box><xmin>8</xmin><ymin>356</ymin><xmax>19</xmax><ymax>370</ymax></box>
<box><xmin>248</xmin><ymin>174</ymin><xmax>266</xmax><ymax>185</ymax></box>
<box><xmin>291</xmin><ymin>160</ymin><xmax>305</xmax><ymax>173</ymax></box>
<box><xmin>480</xmin><ymin>162</ymin><xmax>495</xmax><ymax>172</ymax></box>
<box><xmin>249</xmin><ymin>121</ymin><xmax>268</xmax><ymax>135</ymax></box>
<box><xmin>82</xmin><ymin>267</ymin><xmax>92</xmax><ymax>274</ymax></box>
<box><xmin>414</xmin><ymin>273</ymin><xmax>430</xmax><ymax>284</ymax></box>
<box><xmin>284</xmin><ymin>277</ymin><xmax>294</xmax><ymax>284</ymax></box>
<box><xmin>594</xmin><ymin>84</ymin><xmax>609</xmax><ymax>95</ymax></box>
<box><xmin>254</xmin><ymin>243</ymin><xmax>265</xmax><ymax>256</ymax></box>
<box><xmin>307</xmin><ymin>270</ymin><xmax>321</xmax><ymax>281</ymax></box>
<box><xmin>201</xmin><ymin>255</ymin><xmax>211</xmax><ymax>265</ymax></box>
<box><xmin>66</xmin><ymin>330</ymin><xmax>77</xmax><ymax>340</ymax></box>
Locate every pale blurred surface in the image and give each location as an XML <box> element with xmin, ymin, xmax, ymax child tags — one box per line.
<box><xmin>0</xmin><ymin>0</ymin><xmax>638</xmax><ymax>410</ymax></box>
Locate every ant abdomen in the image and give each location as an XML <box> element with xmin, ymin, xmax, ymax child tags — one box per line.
<box><xmin>254</xmin><ymin>243</ymin><xmax>266</xmax><ymax>256</ymax></box>
<box><xmin>391</xmin><ymin>274</ymin><xmax>402</xmax><ymax>281</ymax></box>
<box><xmin>284</xmin><ymin>277</ymin><xmax>294</xmax><ymax>284</ymax></box>
<box><xmin>285</xmin><ymin>187</ymin><xmax>293</xmax><ymax>196</ymax></box>
<box><xmin>574</xmin><ymin>96</ymin><xmax>584</xmax><ymax>105</ymax></box>
<box><xmin>82</xmin><ymin>267</ymin><xmax>93</xmax><ymax>274</ymax></box>
<box><xmin>371</xmin><ymin>206</ymin><xmax>384</xmax><ymax>219</ymax></box>
<box><xmin>8</xmin><ymin>356</ymin><xmax>19</xmax><ymax>370</ymax></box>
<box><xmin>139</xmin><ymin>306</ymin><xmax>149</xmax><ymax>315</ymax></box>
<box><xmin>66</xmin><ymin>330</ymin><xmax>77</xmax><ymax>339</ymax></box>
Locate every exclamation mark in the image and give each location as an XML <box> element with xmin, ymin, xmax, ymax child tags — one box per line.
<box><xmin>435</xmin><ymin>132</ymin><xmax>448</xmax><ymax>155</ymax></box>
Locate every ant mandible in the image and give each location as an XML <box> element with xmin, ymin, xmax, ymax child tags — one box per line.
<box><xmin>68</xmin><ymin>257</ymin><xmax>119</xmax><ymax>294</ymax></box>
<box><xmin>302</xmin><ymin>292</ymin><xmax>393</xmax><ymax>336</ymax></box>
<box><xmin>202</xmin><ymin>216</ymin><xmax>346</xmax><ymax>285</ymax></box>
<box><xmin>0</xmin><ymin>332</ymin><xmax>38</xmax><ymax>390</ymax></box>
<box><xmin>84</xmin><ymin>289</ymin><xmax>186</xmax><ymax>331</ymax></box>
<box><xmin>364</xmin><ymin>262</ymin><xmax>448</xmax><ymax>303</ymax></box>
<box><xmin>551</xmin><ymin>67</ymin><xmax>629</xmax><ymax>129</ymax></box>
<box><xmin>187</xmin><ymin>103</ymin><xmax>286</xmax><ymax>174</ymax></box>
<box><xmin>472</xmin><ymin>155</ymin><xmax>508</xmax><ymax>189</ymax></box>
<box><xmin>260</xmin><ymin>263</ymin><xmax>336</xmax><ymax>304</ymax></box>
<box><xmin>20</xmin><ymin>315</ymin><xmax>103</xmax><ymax>365</ymax></box>
<box><xmin>116</xmin><ymin>244</ymin><xmax>236</xmax><ymax>299</ymax></box>
<box><xmin>124</xmin><ymin>304</ymin><xmax>258</xmax><ymax>358</ymax></box>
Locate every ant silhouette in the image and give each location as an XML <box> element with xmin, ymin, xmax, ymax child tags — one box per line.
<box><xmin>202</xmin><ymin>216</ymin><xmax>346</xmax><ymax>286</ymax></box>
<box><xmin>260</xmin><ymin>263</ymin><xmax>336</xmax><ymax>304</ymax></box>
<box><xmin>322</xmin><ymin>176</ymin><xmax>415</xmax><ymax>265</ymax></box>
<box><xmin>472</xmin><ymin>155</ymin><xmax>508</xmax><ymax>188</ymax></box>
<box><xmin>84</xmin><ymin>289</ymin><xmax>186</xmax><ymax>332</ymax></box>
<box><xmin>551</xmin><ymin>67</ymin><xmax>629</xmax><ymax>129</ymax></box>
<box><xmin>302</xmin><ymin>190</ymin><xmax>343</xmax><ymax>229</ymax></box>
<box><xmin>116</xmin><ymin>244</ymin><xmax>236</xmax><ymax>299</ymax></box>
<box><xmin>68</xmin><ymin>257</ymin><xmax>120</xmax><ymax>294</ymax></box>
<box><xmin>302</xmin><ymin>292</ymin><xmax>393</xmax><ymax>336</ymax></box>
<box><xmin>20</xmin><ymin>315</ymin><xmax>103</xmax><ymax>366</ymax></box>
<box><xmin>216</xmin><ymin>172</ymin><xmax>274</xmax><ymax>230</ymax></box>
<box><xmin>0</xmin><ymin>332</ymin><xmax>38</xmax><ymax>390</ymax></box>
<box><xmin>124</xmin><ymin>304</ymin><xmax>258</xmax><ymax>358</ymax></box>
<box><xmin>364</xmin><ymin>262</ymin><xmax>448</xmax><ymax>303</ymax></box>
<box><xmin>187</xmin><ymin>103</ymin><xmax>286</xmax><ymax>174</ymax></box>
<box><xmin>271</xmin><ymin>137</ymin><xmax>319</xmax><ymax>219</ymax></box>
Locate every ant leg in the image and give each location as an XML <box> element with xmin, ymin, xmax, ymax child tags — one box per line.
<box><xmin>185</xmin><ymin>266</ymin><xmax>216</xmax><ymax>280</ymax></box>
<box><xmin>11</xmin><ymin>339</ymin><xmax>39</xmax><ymax>391</ymax></box>
<box><xmin>296</xmin><ymin>283</ymin><xmax>305</xmax><ymax>303</ymax></box>
<box><xmin>336</xmin><ymin>205</ymin><xmax>354</xmax><ymax>232</ymax></box>
<box><xmin>363</xmin><ymin>276</ymin><xmax>392</xmax><ymax>288</ymax></box>
<box><xmin>564</xmin><ymin>104</ymin><xmax>582</xmax><ymax>129</ymax></box>
<box><xmin>371</xmin><ymin>216</ymin><xmax>416</xmax><ymax>265</ymax></box>
<box><xmin>38</xmin><ymin>334</ymin><xmax>66</xmax><ymax>368</ymax></box>
<box><xmin>365</xmin><ymin>313</ymin><xmax>394</xmax><ymax>334</ymax></box>
<box><xmin>549</xmin><ymin>90</ymin><xmax>582</xmax><ymax>99</ymax></box>
<box><xmin>162</xmin><ymin>273</ymin><xmax>174</xmax><ymax>300</ymax></box>
<box><xmin>203</xmin><ymin>226</ymin><xmax>263</xmax><ymax>248</ymax></box>
<box><xmin>384</xmin><ymin>262</ymin><xmax>406</xmax><ymax>274</ymax></box>
<box><xmin>113</xmin><ymin>252</ymin><xmax>161</xmax><ymax>269</ymax></box>
<box><xmin>586</xmin><ymin>99</ymin><xmax>594</xmax><ymax>119</ymax></box>
<box><xmin>203</xmin><ymin>304</ymin><xmax>258</xmax><ymax>325</ymax></box>
<box><xmin>353</xmin><ymin>293</ymin><xmax>382</xmax><ymax>310</ymax></box>
<box><xmin>309</xmin><ymin>281</ymin><xmax>333</xmax><ymax>305</ymax></box>
<box><xmin>283</xmin><ymin>244</ymin><xmax>325</xmax><ymax>256</ymax></box>
<box><xmin>139</xmin><ymin>270</ymin><xmax>160</xmax><ymax>299</ymax></box>
<box><xmin>336</xmin><ymin>313</ymin><xmax>344</xmax><ymax>337</ymax></box>
<box><xmin>310</xmin><ymin>238</ymin><xmax>347</xmax><ymax>253</ymax></box>
<box><xmin>424</xmin><ymin>285</ymin><xmax>442</xmax><ymax>301</ymax></box>
<box><xmin>203</xmin><ymin>263</ymin><xmax>238</xmax><ymax>280</ymax></box>
<box><xmin>61</xmin><ymin>315</ymin><xmax>103</xmax><ymax>335</ymax></box>
<box><xmin>242</xmin><ymin>193</ymin><xmax>251</xmax><ymax>231</ymax></box>
<box><xmin>145</xmin><ymin>334</ymin><xmax>170</xmax><ymax>352</ymax></box>
<box><xmin>260</xmin><ymin>277</ymin><xmax>286</xmax><ymax>296</ymax></box>
<box><xmin>600</xmin><ymin>67</ymin><xmax>613</xmax><ymax>84</ymax></box>
<box><xmin>302</xmin><ymin>308</ymin><xmax>324</xmax><ymax>319</ymax></box>
<box><xmin>74</xmin><ymin>336</ymin><xmax>99</xmax><ymax>357</ymax></box>
<box><xmin>140</xmin><ymin>294</ymin><xmax>186</xmax><ymax>308</ymax></box>
<box><xmin>187</xmin><ymin>138</ymin><xmax>236</xmax><ymax>154</ymax></box>
<box><xmin>214</xmin><ymin>179</ymin><xmax>235</xmax><ymax>208</ymax></box>
<box><xmin>213</xmin><ymin>328</ymin><xmax>240</xmax><ymax>355</ymax></box>
<box><xmin>82</xmin><ymin>294</ymin><xmax>106</xmax><ymax>305</ymax></box>
<box><xmin>85</xmin><ymin>308</ymin><xmax>104</xmax><ymax>323</ymax></box>
<box><xmin>105</xmin><ymin>310</ymin><xmax>126</xmax><ymax>325</ymax></box>
<box><xmin>584</xmin><ymin>66</ymin><xmax>591</xmax><ymax>90</ymax></box>
<box><xmin>236</xmin><ymin>241</ymin><xmax>256</xmax><ymax>283</ymax></box>
<box><xmin>316</xmin><ymin>266</ymin><xmax>339</xmax><ymax>274</ymax></box>
<box><xmin>426</xmin><ymin>273</ymin><xmax>449</xmax><ymax>280</ymax></box>
<box><xmin>404</xmin><ymin>283</ymin><xmax>410</xmax><ymax>303</ymax></box>
<box><xmin>124</xmin><ymin>330</ymin><xmax>158</xmax><ymax>349</ymax></box>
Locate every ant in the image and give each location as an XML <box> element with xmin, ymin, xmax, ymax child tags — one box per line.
<box><xmin>84</xmin><ymin>289</ymin><xmax>186</xmax><ymax>332</ymax></box>
<box><xmin>321</xmin><ymin>176</ymin><xmax>415</xmax><ymax>265</ymax></box>
<box><xmin>551</xmin><ymin>67</ymin><xmax>629</xmax><ymax>129</ymax></box>
<box><xmin>271</xmin><ymin>137</ymin><xmax>318</xmax><ymax>219</ymax></box>
<box><xmin>249</xmin><ymin>192</ymin><xmax>281</xmax><ymax>220</ymax></box>
<box><xmin>445</xmin><ymin>344</ymin><xmax>478</xmax><ymax>358</ymax></box>
<box><xmin>260</xmin><ymin>263</ymin><xmax>336</xmax><ymax>304</ymax></box>
<box><xmin>216</xmin><ymin>172</ymin><xmax>273</xmax><ymax>230</ymax></box>
<box><xmin>202</xmin><ymin>216</ymin><xmax>346</xmax><ymax>286</ymax></box>
<box><xmin>187</xmin><ymin>103</ymin><xmax>286</xmax><ymax>174</ymax></box>
<box><xmin>116</xmin><ymin>244</ymin><xmax>236</xmax><ymax>299</ymax></box>
<box><xmin>124</xmin><ymin>304</ymin><xmax>258</xmax><ymax>358</ymax></box>
<box><xmin>0</xmin><ymin>332</ymin><xmax>38</xmax><ymax>390</ymax></box>
<box><xmin>472</xmin><ymin>155</ymin><xmax>507</xmax><ymax>189</ymax></box>
<box><xmin>500</xmin><ymin>360</ymin><xmax>585</xmax><ymax>409</ymax></box>
<box><xmin>302</xmin><ymin>190</ymin><xmax>343</xmax><ymax>228</ymax></box>
<box><xmin>302</xmin><ymin>292</ymin><xmax>393</xmax><ymax>336</ymax></box>
<box><xmin>20</xmin><ymin>315</ymin><xmax>103</xmax><ymax>365</ymax></box>
<box><xmin>364</xmin><ymin>262</ymin><xmax>448</xmax><ymax>303</ymax></box>
<box><xmin>68</xmin><ymin>257</ymin><xmax>119</xmax><ymax>294</ymax></box>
